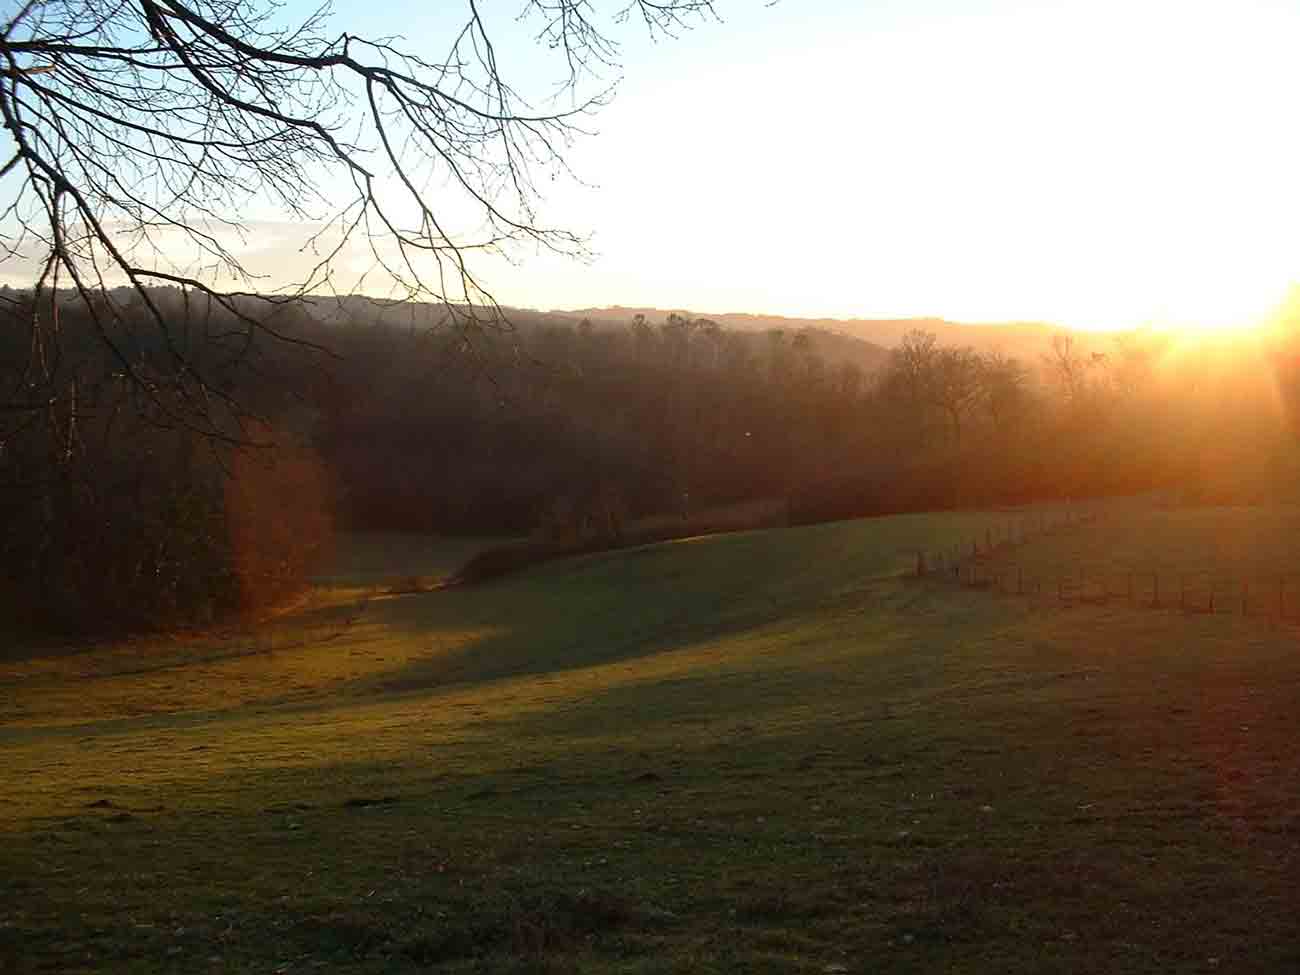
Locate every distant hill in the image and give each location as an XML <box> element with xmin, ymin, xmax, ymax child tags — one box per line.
<box><xmin>289</xmin><ymin>296</ymin><xmax>895</xmax><ymax>374</ymax></box>
<box><xmin>32</xmin><ymin>287</ymin><xmax>1105</xmax><ymax>371</ymax></box>
<box><xmin>555</xmin><ymin>306</ymin><xmax>890</xmax><ymax>374</ymax></box>
<box><xmin>564</xmin><ymin>306</ymin><xmax>1110</xmax><ymax>365</ymax></box>
<box><xmin>273</xmin><ymin>293</ymin><xmax>1127</xmax><ymax>374</ymax></box>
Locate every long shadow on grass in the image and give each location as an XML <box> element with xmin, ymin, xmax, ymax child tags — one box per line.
<box><xmin>0</xmin><ymin>512</ymin><xmax>1032</xmax><ymax>737</ymax></box>
<box><xmin>358</xmin><ymin>513</ymin><xmax>1016</xmax><ymax>696</ymax></box>
<box><xmin>9</xmin><ymin>664</ymin><xmax>1300</xmax><ymax>975</ymax></box>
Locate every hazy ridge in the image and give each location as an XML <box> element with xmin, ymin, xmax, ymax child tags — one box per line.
<box><xmin>564</xmin><ymin>305</ymin><xmax>1101</xmax><ymax>362</ymax></box>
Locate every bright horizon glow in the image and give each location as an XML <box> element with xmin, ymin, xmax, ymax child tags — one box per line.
<box><xmin>524</xmin><ymin>0</ymin><xmax>1300</xmax><ymax>334</ymax></box>
<box><xmin>534</xmin><ymin>0</ymin><xmax>1299</xmax><ymax>332</ymax></box>
<box><xmin>7</xmin><ymin>0</ymin><xmax>1300</xmax><ymax>335</ymax></box>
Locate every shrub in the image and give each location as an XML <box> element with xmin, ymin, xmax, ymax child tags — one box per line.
<box><xmin>0</xmin><ymin>418</ymin><xmax>333</xmax><ymax>635</ymax></box>
<box><xmin>225</xmin><ymin>424</ymin><xmax>334</xmax><ymax>613</ymax></box>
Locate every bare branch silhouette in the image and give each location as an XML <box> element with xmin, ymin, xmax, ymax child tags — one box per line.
<box><xmin>0</xmin><ymin>0</ymin><xmax>716</xmax><ymax>437</ymax></box>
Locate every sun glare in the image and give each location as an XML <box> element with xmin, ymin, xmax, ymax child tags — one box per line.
<box><xmin>1157</xmin><ymin>285</ymin><xmax>1290</xmax><ymax>338</ymax></box>
<box><xmin>1058</xmin><ymin>275</ymin><xmax>1295</xmax><ymax>338</ymax></box>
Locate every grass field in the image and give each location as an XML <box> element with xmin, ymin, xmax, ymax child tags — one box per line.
<box><xmin>317</xmin><ymin>533</ymin><xmax>516</xmax><ymax>589</ymax></box>
<box><xmin>3</xmin><ymin>508</ymin><xmax>1300</xmax><ymax>973</ymax></box>
<box><xmin>970</xmin><ymin>504</ymin><xmax>1300</xmax><ymax>614</ymax></box>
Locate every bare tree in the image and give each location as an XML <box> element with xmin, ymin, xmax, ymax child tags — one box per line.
<box><xmin>928</xmin><ymin>345</ymin><xmax>981</xmax><ymax>446</ymax></box>
<box><xmin>0</xmin><ymin>0</ymin><xmax>716</xmax><ymax>437</ymax></box>
<box><xmin>1043</xmin><ymin>332</ymin><xmax>1106</xmax><ymax>409</ymax></box>
<box><xmin>1109</xmin><ymin>330</ymin><xmax>1167</xmax><ymax>401</ymax></box>
<box><xmin>885</xmin><ymin>330</ymin><xmax>985</xmax><ymax>444</ymax></box>
<box><xmin>980</xmin><ymin>347</ymin><xmax>1030</xmax><ymax>431</ymax></box>
<box><xmin>891</xmin><ymin>328</ymin><xmax>938</xmax><ymax>409</ymax></box>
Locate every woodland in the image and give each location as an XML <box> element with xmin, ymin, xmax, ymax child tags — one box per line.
<box><xmin>5</xmin><ymin>286</ymin><xmax>1300</xmax><ymax>633</ymax></box>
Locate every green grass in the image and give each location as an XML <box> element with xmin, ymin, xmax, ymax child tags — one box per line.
<box><xmin>3</xmin><ymin>507</ymin><xmax>1300</xmax><ymax>973</ymax></box>
<box><xmin>973</xmin><ymin>503</ymin><xmax>1300</xmax><ymax>612</ymax></box>
<box><xmin>317</xmin><ymin>531</ymin><xmax>517</xmax><ymax>590</ymax></box>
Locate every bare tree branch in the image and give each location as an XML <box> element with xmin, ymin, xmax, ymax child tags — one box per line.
<box><xmin>0</xmin><ymin>0</ymin><xmax>717</xmax><ymax>439</ymax></box>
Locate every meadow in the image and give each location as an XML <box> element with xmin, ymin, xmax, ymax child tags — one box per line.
<box><xmin>2</xmin><ymin>506</ymin><xmax>1299</xmax><ymax>973</ymax></box>
<box><xmin>965</xmin><ymin>503</ymin><xmax>1300</xmax><ymax>614</ymax></box>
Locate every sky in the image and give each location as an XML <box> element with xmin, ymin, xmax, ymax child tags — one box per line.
<box><xmin>9</xmin><ymin>0</ymin><xmax>1300</xmax><ymax>330</ymax></box>
<box><xmin>517</xmin><ymin>0</ymin><xmax>1300</xmax><ymax>331</ymax></box>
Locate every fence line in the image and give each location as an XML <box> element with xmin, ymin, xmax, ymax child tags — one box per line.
<box><xmin>912</xmin><ymin>509</ymin><xmax>1300</xmax><ymax>624</ymax></box>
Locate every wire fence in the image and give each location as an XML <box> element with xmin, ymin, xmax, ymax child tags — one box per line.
<box><xmin>914</xmin><ymin>508</ymin><xmax>1300</xmax><ymax>624</ymax></box>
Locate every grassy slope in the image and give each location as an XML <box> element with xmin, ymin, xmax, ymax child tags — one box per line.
<box><xmin>315</xmin><ymin>533</ymin><xmax>515</xmax><ymax>589</ymax></box>
<box><xmin>2</xmin><ymin>510</ymin><xmax>1299</xmax><ymax>973</ymax></box>
<box><xmin>977</xmin><ymin>504</ymin><xmax>1300</xmax><ymax>609</ymax></box>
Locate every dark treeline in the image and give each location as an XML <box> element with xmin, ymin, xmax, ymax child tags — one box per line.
<box><xmin>0</xmin><ymin>289</ymin><xmax>330</xmax><ymax>632</ymax></box>
<box><xmin>6</xmin><ymin>286</ymin><xmax>1300</xmax><ymax>633</ymax></box>
<box><xmin>306</xmin><ymin>309</ymin><xmax>1300</xmax><ymax>535</ymax></box>
<box><xmin>313</xmin><ymin>312</ymin><xmax>875</xmax><ymax>534</ymax></box>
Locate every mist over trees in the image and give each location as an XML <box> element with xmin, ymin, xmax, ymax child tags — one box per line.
<box><xmin>285</xmin><ymin>302</ymin><xmax>1300</xmax><ymax>535</ymax></box>
<box><xmin>5</xmin><ymin>4</ymin><xmax>1300</xmax><ymax>638</ymax></box>
<box><xmin>6</xmin><ymin>283</ymin><xmax>1300</xmax><ymax>634</ymax></box>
